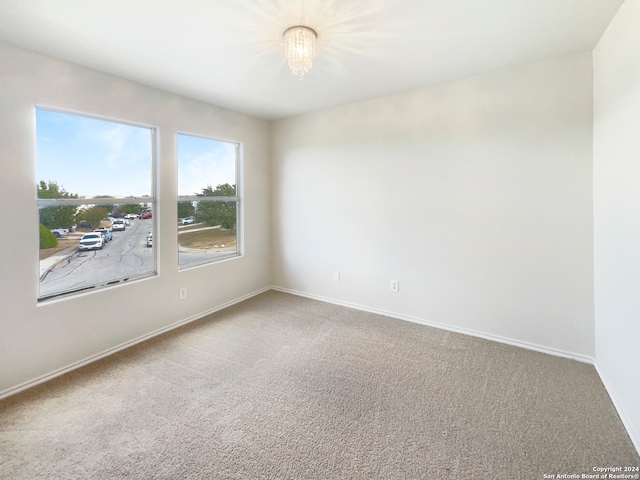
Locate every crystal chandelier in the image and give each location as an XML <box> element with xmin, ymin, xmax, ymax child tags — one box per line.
<box><xmin>283</xmin><ymin>26</ymin><xmax>317</xmax><ymax>79</ymax></box>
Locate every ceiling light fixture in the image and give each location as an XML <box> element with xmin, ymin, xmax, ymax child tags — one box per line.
<box><xmin>283</xmin><ymin>25</ymin><xmax>317</xmax><ymax>79</ymax></box>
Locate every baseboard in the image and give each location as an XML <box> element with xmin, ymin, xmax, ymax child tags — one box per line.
<box><xmin>0</xmin><ymin>284</ymin><xmax>595</xmax><ymax>396</ymax></box>
<box><xmin>271</xmin><ymin>286</ymin><xmax>594</xmax><ymax>364</ymax></box>
<box><xmin>0</xmin><ymin>286</ymin><xmax>271</xmax><ymax>400</ymax></box>
<box><xmin>594</xmin><ymin>361</ymin><xmax>640</xmax><ymax>456</ymax></box>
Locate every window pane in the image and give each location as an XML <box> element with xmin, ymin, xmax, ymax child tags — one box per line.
<box><xmin>37</xmin><ymin>109</ymin><xmax>152</xmax><ymax>198</ymax></box>
<box><xmin>177</xmin><ymin>133</ymin><xmax>239</xmax><ymax>269</ymax></box>
<box><xmin>36</xmin><ymin>108</ymin><xmax>155</xmax><ymax>301</ymax></box>
<box><xmin>177</xmin><ymin>134</ymin><xmax>236</xmax><ymax>196</ymax></box>
<box><xmin>178</xmin><ymin>201</ymin><xmax>237</xmax><ymax>267</ymax></box>
<box><xmin>39</xmin><ymin>207</ymin><xmax>154</xmax><ymax>299</ymax></box>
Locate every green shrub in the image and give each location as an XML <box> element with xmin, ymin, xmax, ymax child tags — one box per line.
<box><xmin>39</xmin><ymin>224</ymin><xmax>57</xmax><ymax>249</ymax></box>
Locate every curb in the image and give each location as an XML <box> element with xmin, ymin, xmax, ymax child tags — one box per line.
<box><xmin>39</xmin><ymin>246</ymin><xmax>78</xmax><ymax>281</ymax></box>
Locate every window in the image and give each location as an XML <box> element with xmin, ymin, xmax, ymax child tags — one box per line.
<box><xmin>177</xmin><ymin>133</ymin><xmax>241</xmax><ymax>268</ymax></box>
<box><xmin>36</xmin><ymin>108</ymin><xmax>155</xmax><ymax>301</ymax></box>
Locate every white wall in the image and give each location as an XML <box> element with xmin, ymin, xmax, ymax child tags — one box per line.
<box><xmin>271</xmin><ymin>53</ymin><xmax>595</xmax><ymax>359</ymax></box>
<box><xmin>0</xmin><ymin>42</ymin><xmax>271</xmax><ymax>395</ymax></box>
<box><xmin>593</xmin><ymin>0</ymin><xmax>640</xmax><ymax>452</ymax></box>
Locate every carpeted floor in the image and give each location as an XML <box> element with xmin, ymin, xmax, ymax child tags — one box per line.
<box><xmin>1</xmin><ymin>291</ymin><xmax>638</xmax><ymax>479</ymax></box>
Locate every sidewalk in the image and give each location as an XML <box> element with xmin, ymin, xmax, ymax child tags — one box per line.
<box><xmin>178</xmin><ymin>245</ymin><xmax>235</xmax><ymax>253</ymax></box>
<box><xmin>39</xmin><ymin>244</ymin><xmax>78</xmax><ymax>279</ymax></box>
<box><xmin>177</xmin><ymin>224</ymin><xmax>221</xmax><ymax>234</ymax></box>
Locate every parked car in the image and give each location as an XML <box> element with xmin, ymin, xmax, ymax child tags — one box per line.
<box><xmin>94</xmin><ymin>228</ymin><xmax>113</xmax><ymax>243</ymax></box>
<box><xmin>50</xmin><ymin>228</ymin><xmax>69</xmax><ymax>238</ymax></box>
<box><xmin>78</xmin><ymin>232</ymin><xmax>103</xmax><ymax>251</ymax></box>
<box><xmin>146</xmin><ymin>233</ymin><xmax>153</xmax><ymax>247</ymax></box>
<box><xmin>141</xmin><ymin>212</ymin><xmax>152</xmax><ymax>219</ymax></box>
<box><xmin>124</xmin><ymin>213</ymin><xmax>139</xmax><ymax>220</ymax></box>
<box><xmin>123</xmin><ymin>218</ymin><xmax>131</xmax><ymax>226</ymax></box>
<box><xmin>181</xmin><ymin>216</ymin><xmax>195</xmax><ymax>225</ymax></box>
<box><xmin>77</xmin><ymin>220</ymin><xmax>91</xmax><ymax>229</ymax></box>
<box><xmin>112</xmin><ymin>219</ymin><xmax>126</xmax><ymax>231</ymax></box>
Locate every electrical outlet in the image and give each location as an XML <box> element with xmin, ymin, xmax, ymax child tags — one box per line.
<box><xmin>333</xmin><ymin>271</ymin><xmax>340</xmax><ymax>282</ymax></box>
<box><xmin>390</xmin><ymin>280</ymin><xmax>399</xmax><ymax>293</ymax></box>
<box><xmin>179</xmin><ymin>287</ymin><xmax>187</xmax><ymax>300</ymax></box>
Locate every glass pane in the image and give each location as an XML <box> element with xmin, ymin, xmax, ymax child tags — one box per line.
<box><xmin>177</xmin><ymin>133</ymin><xmax>239</xmax><ymax>269</ymax></box>
<box><xmin>178</xmin><ymin>200</ymin><xmax>237</xmax><ymax>267</ymax></box>
<box><xmin>36</xmin><ymin>108</ymin><xmax>155</xmax><ymax>300</ymax></box>
<box><xmin>38</xmin><ymin>205</ymin><xmax>155</xmax><ymax>299</ymax></box>
<box><xmin>36</xmin><ymin>109</ymin><xmax>153</xmax><ymax>199</ymax></box>
<box><xmin>177</xmin><ymin>134</ymin><xmax>236</xmax><ymax>197</ymax></box>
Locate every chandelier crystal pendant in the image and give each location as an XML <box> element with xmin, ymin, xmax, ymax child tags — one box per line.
<box><xmin>283</xmin><ymin>26</ymin><xmax>317</xmax><ymax>79</ymax></box>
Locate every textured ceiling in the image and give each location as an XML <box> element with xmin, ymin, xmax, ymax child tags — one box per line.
<box><xmin>0</xmin><ymin>0</ymin><xmax>624</xmax><ymax>119</ymax></box>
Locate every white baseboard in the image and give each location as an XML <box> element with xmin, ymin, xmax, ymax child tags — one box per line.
<box><xmin>0</xmin><ymin>286</ymin><xmax>271</xmax><ymax>400</ymax></box>
<box><xmin>594</xmin><ymin>361</ymin><xmax>640</xmax><ymax>456</ymax></box>
<box><xmin>271</xmin><ymin>286</ymin><xmax>594</xmax><ymax>364</ymax></box>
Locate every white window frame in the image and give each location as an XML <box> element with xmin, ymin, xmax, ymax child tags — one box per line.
<box><xmin>177</xmin><ymin>132</ymin><xmax>242</xmax><ymax>270</ymax></box>
<box><xmin>36</xmin><ymin>106</ymin><xmax>158</xmax><ymax>302</ymax></box>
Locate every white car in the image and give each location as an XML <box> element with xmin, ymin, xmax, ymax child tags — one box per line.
<box><xmin>50</xmin><ymin>228</ymin><xmax>69</xmax><ymax>238</ymax></box>
<box><xmin>124</xmin><ymin>213</ymin><xmax>139</xmax><ymax>220</ymax></box>
<box><xmin>181</xmin><ymin>216</ymin><xmax>195</xmax><ymax>225</ymax></box>
<box><xmin>94</xmin><ymin>228</ymin><xmax>112</xmax><ymax>243</ymax></box>
<box><xmin>78</xmin><ymin>232</ymin><xmax>103</xmax><ymax>251</ymax></box>
<box><xmin>112</xmin><ymin>219</ymin><xmax>126</xmax><ymax>231</ymax></box>
<box><xmin>146</xmin><ymin>233</ymin><xmax>153</xmax><ymax>247</ymax></box>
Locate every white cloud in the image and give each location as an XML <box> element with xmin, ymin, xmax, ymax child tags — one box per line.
<box><xmin>178</xmin><ymin>137</ymin><xmax>236</xmax><ymax>196</ymax></box>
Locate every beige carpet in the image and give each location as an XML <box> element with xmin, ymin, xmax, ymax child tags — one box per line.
<box><xmin>1</xmin><ymin>291</ymin><xmax>638</xmax><ymax>479</ymax></box>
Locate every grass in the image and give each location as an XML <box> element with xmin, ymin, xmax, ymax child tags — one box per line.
<box><xmin>179</xmin><ymin>228</ymin><xmax>236</xmax><ymax>249</ymax></box>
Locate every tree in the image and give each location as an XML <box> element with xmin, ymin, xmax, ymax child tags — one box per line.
<box><xmin>78</xmin><ymin>206</ymin><xmax>109</xmax><ymax>230</ymax></box>
<box><xmin>93</xmin><ymin>195</ymin><xmax>115</xmax><ymax>213</ymax></box>
<box><xmin>37</xmin><ymin>181</ymin><xmax>78</xmax><ymax>229</ymax></box>
<box><xmin>121</xmin><ymin>203</ymin><xmax>141</xmax><ymax>215</ymax></box>
<box><xmin>178</xmin><ymin>201</ymin><xmax>195</xmax><ymax>219</ymax></box>
<box><xmin>37</xmin><ymin>180</ymin><xmax>78</xmax><ymax>200</ymax></box>
<box><xmin>39</xmin><ymin>206</ymin><xmax>77</xmax><ymax>229</ymax></box>
<box><xmin>196</xmin><ymin>184</ymin><xmax>236</xmax><ymax>230</ymax></box>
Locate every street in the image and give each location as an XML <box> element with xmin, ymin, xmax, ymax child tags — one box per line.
<box><xmin>39</xmin><ymin>219</ymin><xmax>154</xmax><ymax>298</ymax></box>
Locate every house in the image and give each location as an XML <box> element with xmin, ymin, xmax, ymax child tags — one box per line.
<box><xmin>0</xmin><ymin>0</ymin><xmax>638</xmax><ymax>456</ymax></box>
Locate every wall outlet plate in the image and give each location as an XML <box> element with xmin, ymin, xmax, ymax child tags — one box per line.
<box><xmin>179</xmin><ymin>287</ymin><xmax>187</xmax><ymax>300</ymax></box>
<box><xmin>390</xmin><ymin>280</ymin><xmax>399</xmax><ymax>293</ymax></box>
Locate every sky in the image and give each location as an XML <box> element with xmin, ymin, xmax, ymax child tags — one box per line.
<box><xmin>36</xmin><ymin>109</ymin><xmax>236</xmax><ymax>199</ymax></box>
<box><xmin>177</xmin><ymin>133</ymin><xmax>236</xmax><ymax>196</ymax></box>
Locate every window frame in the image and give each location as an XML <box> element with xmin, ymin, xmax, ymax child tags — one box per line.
<box><xmin>176</xmin><ymin>132</ymin><xmax>242</xmax><ymax>270</ymax></box>
<box><xmin>36</xmin><ymin>105</ymin><xmax>158</xmax><ymax>302</ymax></box>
